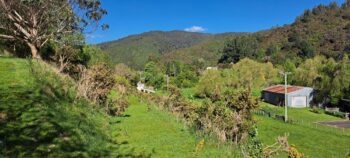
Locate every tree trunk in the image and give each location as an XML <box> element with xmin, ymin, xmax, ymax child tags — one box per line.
<box><xmin>26</xmin><ymin>42</ymin><xmax>41</xmax><ymax>59</ymax></box>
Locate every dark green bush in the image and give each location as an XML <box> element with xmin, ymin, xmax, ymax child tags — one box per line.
<box><xmin>325</xmin><ymin>111</ymin><xmax>346</xmax><ymax>118</ymax></box>
<box><xmin>245</xmin><ymin>128</ymin><xmax>263</xmax><ymax>157</ymax></box>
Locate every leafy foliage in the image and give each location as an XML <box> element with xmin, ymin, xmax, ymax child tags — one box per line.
<box><xmin>0</xmin><ymin>0</ymin><xmax>107</xmax><ymax>58</ymax></box>
<box><xmin>293</xmin><ymin>55</ymin><xmax>350</xmax><ymax>106</ymax></box>
<box><xmin>82</xmin><ymin>45</ymin><xmax>110</xmax><ymax>67</ymax></box>
<box><xmin>195</xmin><ymin>59</ymin><xmax>279</xmax><ymax>99</ymax></box>
<box><xmin>219</xmin><ymin>35</ymin><xmax>258</xmax><ymax>64</ymax></box>
<box><xmin>194</xmin><ymin>70</ymin><xmax>223</xmax><ymax>99</ymax></box>
<box><xmin>165</xmin><ymin>61</ymin><xmax>198</xmax><ymax>88</ymax></box>
<box><xmin>144</xmin><ymin>61</ymin><xmax>164</xmax><ymax>89</ymax></box>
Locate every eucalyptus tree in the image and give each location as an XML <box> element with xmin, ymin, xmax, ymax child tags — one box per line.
<box><xmin>0</xmin><ymin>0</ymin><xmax>107</xmax><ymax>58</ymax></box>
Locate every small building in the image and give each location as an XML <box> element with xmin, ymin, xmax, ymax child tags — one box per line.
<box><xmin>262</xmin><ymin>85</ymin><xmax>315</xmax><ymax>108</ymax></box>
<box><xmin>206</xmin><ymin>66</ymin><xmax>218</xmax><ymax>70</ymax></box>
<box><xmin>137</xmin><ymin>82</ymin><xmax>155</xmax><ymax>93</ymax></box>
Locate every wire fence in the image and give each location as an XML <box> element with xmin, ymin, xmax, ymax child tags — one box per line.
<box><xmin>254</xmin><ymin>110</ymin><xmax>350</xmax><ymax>136</ymax></box>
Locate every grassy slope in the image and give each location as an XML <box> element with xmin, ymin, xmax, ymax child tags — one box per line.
<box><xmin>256</xmin><ymin>104</ymin><xmax>350</xmax><ymax>158</ymax></box>
<box><xmin>0</xmin><ymin>57</ymin><xmax>131</xmax><ymax>157</ymax></box>
<box><xmin>113</xmin><ymin>96</ymin><xmax>241</xmax><ymax>158</ymax></box>
<box><xmin>0</xmin><ymin>57</ymin><xmax>33</xmax><ymax>86</ymax></box>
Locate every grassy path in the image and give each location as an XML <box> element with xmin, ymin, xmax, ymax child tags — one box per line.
<box><xmin>112</xmin><ymin>96</ymin><xmax>240</xmax><ymax>158</ymax></box>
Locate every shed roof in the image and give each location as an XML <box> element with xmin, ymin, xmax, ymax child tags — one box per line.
<box><xmin>263</xmin><ymin>85</ymin><xmax>304</xmax><ymax>94</ymax></box>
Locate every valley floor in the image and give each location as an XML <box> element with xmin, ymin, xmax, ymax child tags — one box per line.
<box><xmin>113</xmin><ymin>96</ymin><xmax>241</xmax><ymax>158</ymax></box>
<box><xmin>2</xmin><ymin>58</ymin><xmax>349</xmax><ymax>158</ymax></box>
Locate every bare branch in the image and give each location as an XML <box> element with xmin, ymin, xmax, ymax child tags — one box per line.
<box><xmin>13</xmin><ymin>10</ymin><xmax>27</xmax><ymax>24</ymax></box>
<box><xmin>13</xmin><ymin>23</ymin><xmax>31</xmax><ymax>38</ymax></box>
<box><xmin>0</xmin><ymin>34</ymin><xmax>15</xmax><ymax>39</ymax></box>
<box><xmin>0</xmin><ymin>0</ymin><xmax>8</xmax><ymax>10</ymax></box>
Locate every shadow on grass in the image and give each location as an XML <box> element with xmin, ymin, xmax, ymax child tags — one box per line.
<box><xmin>121</xmin><ymin>114</ymin><xmax>131</xmax><ymax>117</ymax></box>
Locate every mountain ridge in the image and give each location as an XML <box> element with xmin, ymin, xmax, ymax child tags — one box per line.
<box><xmin>98</xmin><ymin>30</ymin><xmax>246</xmax><ymax>69</ymax></box>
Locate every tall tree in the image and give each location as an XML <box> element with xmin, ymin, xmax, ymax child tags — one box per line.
<box><xmin>219</xmin><ymin>36</ymin><xmax>258</xmax><ymax>64</ymax></box>
<box><xmin>0</xmin><ymin>0</ymin><xmax>107</xmax><ymax>58</ymax></box>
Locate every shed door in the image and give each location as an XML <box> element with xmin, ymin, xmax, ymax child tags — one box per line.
<box><xmin>291</xmin><ymin>96</ymin><xmax>307</xmax><ymax>108</ymax></box>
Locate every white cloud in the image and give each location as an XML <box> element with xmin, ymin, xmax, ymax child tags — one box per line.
<box><xmin>184</xmin><ymin>26</ymin><xmax>207</xmax><ymax>32</ymax></box>
<box><xmin>85</xmin><ymin>34</ymin><xmax>103</xmax><ymax>39</ymax></box>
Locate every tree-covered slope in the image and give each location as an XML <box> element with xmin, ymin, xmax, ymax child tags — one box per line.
<box><xmin>261</xmin><ymin>1</ymin><xmax>350</xmax><ymax>59</ymax></box>
<box><xmin>98</xmin><ymin>30</ymin><xmax>244</xmax><ymax>69</ymax></box>
<box><xmin>160</xmin><ymin>33</ymin><xmax>246</xmax><ymax>67</ymax></box>
<box><xmin>219</xmin><ymin>1</ymin><xmax>350</xmax><ymax>65</ymax></box>
<box><xmin>100</xmin><ymin>1</ymin><xmax>350</xmax><ymax>69</ymax></box>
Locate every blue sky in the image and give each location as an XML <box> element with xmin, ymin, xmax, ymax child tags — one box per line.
<box><xmin>86</xmin><ymin>0</ymin><xmax>345</xmax><ymax>44</ymax></box>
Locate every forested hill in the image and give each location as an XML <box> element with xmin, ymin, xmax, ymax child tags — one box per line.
<box><xmin>218</xmin><ymin>1</ymin><xmax>350</xmax><ymax>65</ymax></box>
<box><xmin>266</xmin><ymin>2</ymin><xmax>350</xmax><ymax>60</ymax></box>
<box><xmin>99</xmin><ymin>1</ymin><xmax>350</xmax><ymax>69</ymax></box>
<box><xmin>98</xmin><ymin>30</ymin><xmax>245</xmax><ymax>69</ymax></box>
<box><xmin>164</xmin><ymin>2</ymin><xmax>350</xmax><ymax>66</ymax></box>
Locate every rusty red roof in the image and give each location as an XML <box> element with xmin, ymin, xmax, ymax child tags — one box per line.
<box><xmin>263</xmin><ymin>85</ymin><xmax>304</xmax><ymax>94</ymax></box>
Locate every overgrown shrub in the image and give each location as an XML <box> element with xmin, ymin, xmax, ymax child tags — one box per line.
<box><xmin>194</xmin><ymin>70</ymin><xmax>223</xmax><ymax>99</ymax></box>
<box><xmin>114</xmin><ymin>63</ymin><xmax>139</xmax><ymax>86</ymax></box>
<box><xmin>77</xmin><ymin>63</ymin><xmax>115</xmax><ymax>107</ymax></box>
<box><xmin>107</xmin><ymin>90</ymin><xmax>129</xmax><ymax>116</ymax></box>
<box><xmin>244</xmin><ymin>127</ymin><xmax>263</xmax><ymax>158</ymax></box>
<box><xmin>192</xmin><ymin>89</ymin><xmax>260</xmax><ymax>143</ymax></box>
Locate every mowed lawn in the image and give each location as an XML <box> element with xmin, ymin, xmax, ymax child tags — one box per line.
<box><xmin>256</xmin><ymin>103</ymin><xmax>350</xmax><ymax>158</ymax></box>
<box><xmin>112</xmin><ymin>96</ymin><xmax>241</xmax><ymax>158</ymax></box>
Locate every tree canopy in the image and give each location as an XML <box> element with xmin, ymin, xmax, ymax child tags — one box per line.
<box><xmin>0</xmin><ymin>0</ymin><xmax>107</xmax><ymax>58</ymax></box>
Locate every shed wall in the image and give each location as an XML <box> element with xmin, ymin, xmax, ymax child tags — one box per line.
<box><xmin>287</xmin><ymin>87</ymin><xmax>314</xmax><ymax>107</ymax></box>
<box><xmin>262</xmin><ymin>91</ymin><xmax>285</xmax><ymax>106</ymax></box>
<box><xmin>262</xmin><ymin>87</ymin><xmax>315</xmax><ymax>108</ymax></box>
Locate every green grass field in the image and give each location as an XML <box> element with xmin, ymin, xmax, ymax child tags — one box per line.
<box><xmin>0</xmin><ymin>57</ymin><xmax>33</xmax><ymax>87</ymax></box>
<box><xmin>112</xmin><ymin>96</ymin><xmax>242</xmax><ymax>158</ymax></box>
<box><xmin>256</xmin><ymin>104</ymin><xmax>350</xmax><ymax>158</ymax></box>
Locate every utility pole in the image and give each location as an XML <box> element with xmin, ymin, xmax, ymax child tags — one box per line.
<box><xmin>166</xmin><ymin>75</ymin><xmax>169</xmax><ymax>91</ymax></box>
<box><xmin>280</xmin><ymin>71</ymin><xmax>291</xmax><ymax>122</ymax></box>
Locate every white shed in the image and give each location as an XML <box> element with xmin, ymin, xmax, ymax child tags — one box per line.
<box><xmin>262</xmin><ymin>85</ymin><xmax>315</xmax><ymax>108</ymax></box>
